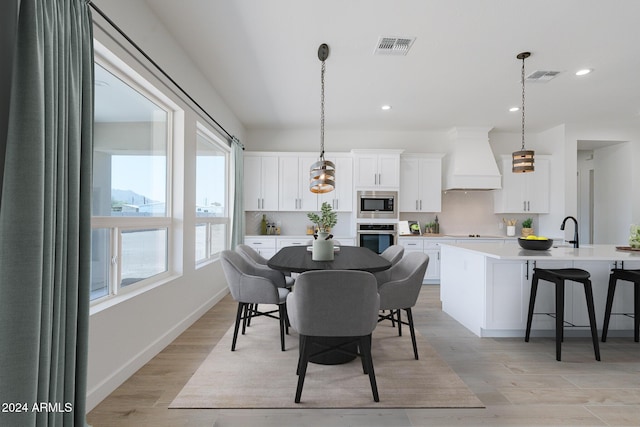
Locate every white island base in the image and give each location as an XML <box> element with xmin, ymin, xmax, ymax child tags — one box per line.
<box><xmin>440</xmin><ymin>243</ymin><xmax>640</xmax><ymax>338</ymax></box>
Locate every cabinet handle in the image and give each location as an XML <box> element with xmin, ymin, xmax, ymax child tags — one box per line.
<box><xmin>416</xmin><ymin>200</ymin><xmax>418</xmax><ymax>210</ymax></box>
<box><xmin>523</xmin><ymin>201</ymin><xmax>526</xmax><ymax>211</ymax></box>
<box><xmin>420</xmin><ymin>200</ymin><xmax>422</xmax><ymax>210</ymax></box>
<box><xmin>527</xmin><ymin>201</ymin><xmax>530</xmax><ymax>211</ymax></box>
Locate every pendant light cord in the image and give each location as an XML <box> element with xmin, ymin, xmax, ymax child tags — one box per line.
<box><xmin>521</xmin><ymin>55</ymin><xmax>526</xmax><ymax>151</ymax></box>
<box><xmin>320</xmin><ymin>59</ymin><xmax>326</xmax><ymax>160</ymax></box>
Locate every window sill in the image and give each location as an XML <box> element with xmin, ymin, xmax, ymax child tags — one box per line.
<box><xmin>89</xmin><ymin>273</ymin><xmax>181</xmax><ymax>316</ymax></box>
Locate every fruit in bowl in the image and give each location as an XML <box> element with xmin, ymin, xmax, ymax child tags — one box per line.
<box><xmin>518</xmin><ymin>237</ymin><xmax>553</xmax><ymax>250</ymax></box>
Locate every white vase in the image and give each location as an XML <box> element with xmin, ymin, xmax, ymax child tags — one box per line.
<box><xmin>312</xmin><ymin>232</ymin><xmax>334</xmax><ymax>261</ymax></box>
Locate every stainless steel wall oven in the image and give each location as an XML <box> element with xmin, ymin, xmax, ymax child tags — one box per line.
<box><xmin>357</xmin><ymin>223</ymin><xmax>397</xmax><ymax>254</ymax></box>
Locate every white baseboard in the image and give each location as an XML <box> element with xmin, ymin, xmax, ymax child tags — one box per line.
<box><xmin>86</xmin><ymin>287</ymin><xmax>229</xmax><ymax>411</ymax></box>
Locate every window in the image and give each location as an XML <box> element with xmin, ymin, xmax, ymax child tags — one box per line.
<box><xmin>195</xmin><ymin>124</ymin><xmax>230</xmax><ymax>264</ymax></box>
<box><xmin>91</xmin><ymin>53</ymin><xmax>177</xmax><ymax>302</ymax></box>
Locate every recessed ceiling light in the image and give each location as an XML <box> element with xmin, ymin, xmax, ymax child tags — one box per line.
<box><xmin>575</xmin><ymin>68</ymin><xmax>592</xmax><ymax>76</ymax></box>
<box><xmin>509</xmin><ymin>107</ymin><xmax>520</xmax><ymax>112</ymax></box>
<box><xmin>381</xmin><ymin>105</ymin><xmax>392</xmax><ymax>111</ymax></box>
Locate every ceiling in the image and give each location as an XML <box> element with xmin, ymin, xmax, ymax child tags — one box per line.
<box><xmin>141</xmin><ymin>0</ymin><xmax>640</xmax><ymax>135</ymax></box>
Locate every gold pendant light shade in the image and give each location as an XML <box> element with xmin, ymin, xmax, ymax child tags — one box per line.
<box><xmin>309</xmin><ymin>158</ymin><xmax>335</xmax><ymax>194</ymax></box>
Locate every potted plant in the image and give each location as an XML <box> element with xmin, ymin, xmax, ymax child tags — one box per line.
<box><xmin>307</xmin><ymin>202</ymin><xmax>338</xmax><ymax>260</ymax></box>
<box><xmin>521</xmin><ymin>217</ymin><xmax>534</xmax><ymax>237</ymax></box>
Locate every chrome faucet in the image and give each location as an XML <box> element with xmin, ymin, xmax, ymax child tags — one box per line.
<box><xmin>560</xmin><ymin>216</ymin><xmax>579</xmax><ymax>248</ymax></box>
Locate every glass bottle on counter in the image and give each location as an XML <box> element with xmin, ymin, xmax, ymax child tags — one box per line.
<box><xmin>434</xmin><ymin>215</ymin><xmax>440</xmax><ymax>234</ymax></box>
<box><xmin>260</xmin><ymin>214</ymin><xmax>267</xmax><ymax>235</ymax></box>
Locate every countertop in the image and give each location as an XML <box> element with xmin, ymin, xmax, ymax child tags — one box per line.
<box><xmin>399</xmin><ymin>234</ymin><xmax>515</xmax><ymax>240</ymax></box>
<box><xmin>441</xmin><ymin>242</ymin><xmax>640</xmax><ymax>261</ymax></box>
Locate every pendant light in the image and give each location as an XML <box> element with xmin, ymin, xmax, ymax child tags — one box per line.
<box><xmin>309</xmin><ymin>43</ymin><xmax>336</xmax><ymax>193</ymax></box>
<box><xmin>512</xmin><ymin>51</ymin><xmax>535</xmax><ymax>173</ymax></box>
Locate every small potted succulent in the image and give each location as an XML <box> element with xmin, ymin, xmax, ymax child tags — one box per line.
<box><xmin>307</xmin><ymin>202</ymin><xmax>338</xmax><ymax>260</ymax></box>
<box><xmin>521</xmin><ymin>217</ymin><xmax>534</xmax><ymax>237</ymax></box>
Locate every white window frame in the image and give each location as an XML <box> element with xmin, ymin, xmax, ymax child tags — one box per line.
<box><xmin>195</xmin><ymin>122</ymin><xmax>231</xmax><ymax>267</ymax></box>
<box><xmin>91</xmin><ymin>41</ymin><xmax>181</xmax><ymax>304</ymax></box>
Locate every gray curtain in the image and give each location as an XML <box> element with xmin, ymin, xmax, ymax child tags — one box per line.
<box><xmin>230</xmin><ymin>137</ymin><xmax>244</xmax><ymax>249</ymax></box>
<box><xmin>0</xmin><ymin>0</ymin><xmax>93</xmax><ymax>426</ymax></box>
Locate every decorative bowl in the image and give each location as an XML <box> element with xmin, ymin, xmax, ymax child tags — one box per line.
<box><xmin>517</xmin><ymin>238</ymin><xmax>553</xmax><ymax>250</ymax></box>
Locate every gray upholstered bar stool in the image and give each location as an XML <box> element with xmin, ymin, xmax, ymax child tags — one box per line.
<box><xmin>525</xmin><ymin>268</ymin><xmax>601</xmax><ymax>361</ymax></box>
<box><xmin>601</xmin><ymin>269</ymin><xmax>640</xmax><ymax>342</ymax></box>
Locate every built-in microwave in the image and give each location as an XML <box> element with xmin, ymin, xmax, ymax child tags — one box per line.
<box><xmin>357</xmin><ymin>190</ymin><xmax>397</xmax><ymax>219</ymax></box>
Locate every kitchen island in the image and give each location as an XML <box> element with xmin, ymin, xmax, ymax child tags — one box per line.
<box><xmin>440</xmin><ymin>243</ymin><xmax>640</xmax><ymax>337</ymax></box>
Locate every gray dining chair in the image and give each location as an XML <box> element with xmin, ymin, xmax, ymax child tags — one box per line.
<box><xmin>377</xmin><ymin>252</ymin><xmax>429</xmax><ymax>360</ymax></box>
<box><xmin>287</xmin><ymin>270</ymin><xmax>380</xmax><ymax>403</ymax></box>
<box><xmin>235</xmin><ymin>244</ymin><xmax>295</xmax><ymax>288</ymax></box>
<box><xmin>380</xmin><ymin>244</ymin><xmax>405</xmax><ymax>265</ymax></box>
<box><xmin>220</xmin><ymin>250</ymin><xmax>290</xmax><ymax>351</ymax></box>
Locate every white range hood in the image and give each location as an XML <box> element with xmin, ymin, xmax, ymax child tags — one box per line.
<box><xmin>443</xmin><ymin>127</ymin><xmax>502</xmax><ymax>191</ymax></box>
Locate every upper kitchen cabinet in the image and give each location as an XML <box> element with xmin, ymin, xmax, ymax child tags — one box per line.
<box><xmin>352</xmin><ymin>149</ymin><xmax>403</xmax><ymax>189</ymax></box>
<box><xmin>318</xmin><ymin>154</ymin><xmax>353</xmax><ymax>212</ymax></box>
<box><xmin>278</xmin><ymin>154</ymin><xmax>318</xmax><ymax>211</ymax></box>
<box><xmin>399</xmin><ymin>154</ymin><xmax>444</xmax><ymax>212</ymax></box>
<box><xmin>494</xmin><ymin>154</ymin><xmax>550</xmax><ymax>213</ymax></box>
<box><xmin>244</xmin><ymin>153</ymin><xmax>279</xmax><ymax>211</ymax></box>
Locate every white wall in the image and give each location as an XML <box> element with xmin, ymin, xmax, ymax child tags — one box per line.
<box><xmin>87</xmin><ymin>1</ymin><xmax>246</xmax><ymax>410</ymax></box>
<box><xmin>593</xmin><ymin>143</ymin><xmax>632</xmax><ymax>244</ymax></box>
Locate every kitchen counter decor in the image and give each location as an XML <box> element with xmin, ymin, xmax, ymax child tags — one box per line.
<box><xmin>517</xmin><ymin>237</ymin><xmax>553</xmax><ymax>250</ymax></box>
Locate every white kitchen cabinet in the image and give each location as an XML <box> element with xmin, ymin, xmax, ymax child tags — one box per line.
<box><xmin>352</xmin><ymin>150</ymin><xmax>402</xmax><ymax>189</ymax></box>
<box><xmin>243</xmin><ymin>237</ymin><xmax>277</xmax><ymax>259</ymax></box>
<box><xmin>244</xmin><ymin>154</ymin><xmax>279</xmax><ymax>211</ymax></box>
<box><xmin>318</xmin><ymin>155</ymin><xmax>353</xmax><ymax>212</ymax></box>
<box><xmin>277</xmin><ymin>238</ymin><xmax>312</xmax><ymax>250</ymax></box>
<box><xmin>398</xmin><ymin>237</ymin><xmax>446</xmax><ymax>282</ymax></box>
<box><xmin>399</xmin><ymin>155</ymin><xmax>444</xmax><ymax>212</ymax></box>
<box><xmin>278</xmin><ymin>155</ymin><xmax>318</xmax><ymax>211</ymax></box>
<box><xmin>494</xmin><ymin>155</ymin><xmax>550</xmax><ymax>213</ymax></box>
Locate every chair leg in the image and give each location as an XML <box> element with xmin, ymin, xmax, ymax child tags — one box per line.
<box><xmin>397</xmin><ymin>309</ymin><xmax>402</xmax><ymax>337</ymax></box>
<box><xmin>602</xmin><ymin>274</ymin><xmax>617</xmax><ymax>342</ymax></box>
<box><xmin>246</xmin><ymin>303</ymin><xmax>256</xmax><ymax>327</ymax></box>
<box><xmin>634</xmin><ymin>281</ymin><xmax>640</xmax><ymax>342</ymax></box>
<box><xmin>296</xmin><ymin>335</ymin><xmax>306</xmax><ymax>376</ymax></box>
<box><xmin>359</xmin><ymin>335</ymin><xmax>379</xmax><ymax>402</ymax></box>
<box><xmin>583</xmin><ymin>280</ymin><xmax>601</xmax><ymax>361</ymax></box>
<box><xmin>279</xmin><ymin>304</ymin><xmax>286</xmax><ymax>351</ymax></box>
<box><xmin>555</xmin><ymin>280</ymin><xmax>564</xmax><ymax>361</ymax></box>
<box><xmin>295</xmin><ymin>335</ymin><xmax>310</xmax><ymax>403</ymax></box>
<box><xmin>231</xmin><ymin>302</ymin><xmax>244</xmax><ymax>351</ymax></box>
<box><xmin>525</xmin><ymin>273</ymin><xmax>539</xmax><ymax>342</ymax></box>
<box><xmin>406</xmin><ymin>308</ymin><xmax>419</xmax><ymax>360</ymax></box>
<box><xmin>241</xmin><ymin>304</ymin><xmax>250</xmax><ymax>335</ymax></box>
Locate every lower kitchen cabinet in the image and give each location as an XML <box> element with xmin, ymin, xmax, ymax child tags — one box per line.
<box><xmin>398</xmin><ymin>237</ymin><xmax>446</xmax><ymax>283</ymax></box>
<box><xmin>484</xmin><ymin>259</ymin><xmax>625</xmax><ymax>333</ymax></box>
<box><xmin>243</xmin><ymin>238</ymin><xmax>277</xmax><ymax>259</ymax></box>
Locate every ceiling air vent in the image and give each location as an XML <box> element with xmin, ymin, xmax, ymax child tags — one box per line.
<box><xmin>374</xmin><ymin>36</ymin><xmax>416</xmax><ymax>56</ymax></box>
<box><xmin>525</xmin><ymin>70</ymin><xmax>561</xmax><ymax>82</ymax></box>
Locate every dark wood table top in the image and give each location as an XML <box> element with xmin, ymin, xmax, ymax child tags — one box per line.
<box><xmin>267</xmin><ymin>245</ymin><xmax>391</xmax><ymax>274</ymax></box>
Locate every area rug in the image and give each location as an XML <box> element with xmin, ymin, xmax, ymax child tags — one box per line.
<box><xmin>170</xmin><ymin>306</ymin><xmax>484</xmax><ymax>408</ymax></box>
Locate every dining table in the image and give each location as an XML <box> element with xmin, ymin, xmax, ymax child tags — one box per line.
<box><xmin>267</xmin><ymin>244</ymin><xmax>392</xmax><ymax>365</ymax></box>
<box><xmin>267</xmin><ymin>245</ymin><xmax>392</xmax><ymax>274</ymax></box>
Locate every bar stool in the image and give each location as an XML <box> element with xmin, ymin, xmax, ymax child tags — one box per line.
<box><xmin>525</xmin><ymin>268</ymin><xmax>601</xmax><ymax>361</ymax></box>
<box><xmin>601</xmin><ymin>269</ymin><xmax>640</xmax><ymax>342</ymax></box>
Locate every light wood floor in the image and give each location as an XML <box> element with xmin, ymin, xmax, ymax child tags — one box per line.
<box><xmin>87</xmin><ymin>285</ymin><xmax>640</xmax><ymax>427</ymax></box>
